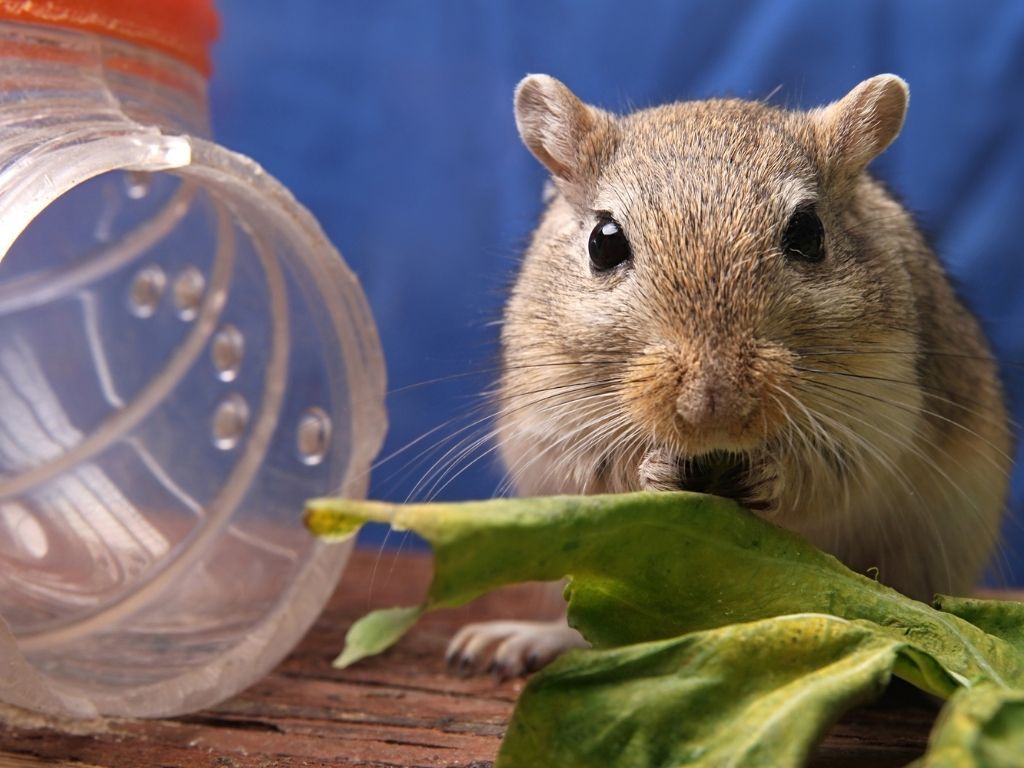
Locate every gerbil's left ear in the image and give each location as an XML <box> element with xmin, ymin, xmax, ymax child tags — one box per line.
<box><xmin>813</xmin><ymin>75</ymin><xmax>909</xmax><ymax>178</ymax></box>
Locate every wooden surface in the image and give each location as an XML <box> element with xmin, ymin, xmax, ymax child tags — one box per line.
<box><xmin>0</xmin><ymin>549</ymin><xmax>1002</xmax><ymax>767</ymax></box>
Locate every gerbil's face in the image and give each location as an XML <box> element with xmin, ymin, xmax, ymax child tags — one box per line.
<box><xmin>499</xmin><ymin>75</ymin><xmax>922</xmax><ymax>519</ymax></box>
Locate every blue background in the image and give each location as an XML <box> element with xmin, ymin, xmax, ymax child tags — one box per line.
<box><xmin>209</xmin><ymin>1</ymin><xmax>1024</xmax><ymax>583</ymax></box>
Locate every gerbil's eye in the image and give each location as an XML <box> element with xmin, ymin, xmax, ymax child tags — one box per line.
<box><xmin>588</xmin><ymin>217</ymin><xmax>633</xmax><ymax>271</ymax></box>
<box><xmin>782</xmin><ymin>206</ymin><xmax>825</xmax><ymax>263</ymax></box>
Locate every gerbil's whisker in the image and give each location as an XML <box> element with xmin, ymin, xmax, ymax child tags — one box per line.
<box><xmin>797</xmin><ymin>376</ymin><xmax>1013</xmax><ymax>472</ymax></box>
<box><xmin>792</xmin><ymin>365</ymin><xmax>1017</xmax><ymax>432</ymax></box>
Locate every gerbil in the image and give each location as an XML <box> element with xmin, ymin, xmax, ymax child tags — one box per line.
<box><xmin>446</xmin><ymin>74</ymin><xmax>1013</xmax><ymax>677</ymax></box>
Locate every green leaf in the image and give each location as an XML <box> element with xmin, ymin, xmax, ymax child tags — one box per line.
<box><xmin>305</xmin><ymin>493</ymin><xmax>1024</xmax><ymax>688</ymax></box>
<box><xmin>915</xmin><ymin>682</ymin><xmax>1024</xmax><ymax>767</ymax></box>
<box><xmin>935</xmin><ymin>596</ymin><xmax>1024</xmax><ymax>656</ymax></box>
<box><xmin>332</xmin><ymin>606</ymin><xmax>423</xmax><ymax>669</ymax></box>
<box><xmin>497</xmin><ymin>614</ymin><xmax>957</xmax><ymax>768</ymax></box>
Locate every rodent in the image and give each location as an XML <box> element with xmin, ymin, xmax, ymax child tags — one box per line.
<box><xmin>446</xmin><ymin>73</ymin><xmax>1013</xmax><ymax>677</ymax></box>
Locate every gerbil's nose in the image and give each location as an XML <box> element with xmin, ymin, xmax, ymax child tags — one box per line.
<box><xmin>675</xmin><ymin>371</ymin><xmax>751</xmax><ymax>433</ymax></box>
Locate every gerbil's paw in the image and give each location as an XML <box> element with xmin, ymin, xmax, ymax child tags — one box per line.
<box><xmin>638</xmin><ymin>446</ymin><xmax>682</xmax><ymax>491</ymax></box>
<box><xmin>445</xmin><ymin>620</ymin><xmax>587</xmax><ymax>680</ymax></box>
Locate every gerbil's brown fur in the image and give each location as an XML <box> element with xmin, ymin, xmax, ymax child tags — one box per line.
<box><xmin>497</xmin><ymin>74</ymin><xmax>1012</xmax><ymax>601</ymax></box>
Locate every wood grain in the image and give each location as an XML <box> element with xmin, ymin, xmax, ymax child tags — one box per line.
<box><xmin>1</xmin><ymin>549</ymin><xmax>1016</xmax><ymax>767</ymax></box>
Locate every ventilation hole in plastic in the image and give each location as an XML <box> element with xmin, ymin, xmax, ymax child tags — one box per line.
<box><xmin>128</xmin><ymin>265</ymin><xmax>166</xmax><ymax>318</ymax></box>
<box><xmin>212</xmin><ymin>393</ymin><xmax>249</xmax><ymax>450</ymax></box>
<box><xmin>124</xmin><ymin>171</ymin><xmax>151</xmax><ymax>200</ymax></box>
<box><xmin>211</xmin><ymin>324</ymin><xmax>244</xmax><ymax>382</ymax></box>
<box><xmin>297</xmin><ymin>407</ymin><xmax>331</xmax><ymax>466</ymax></box>
<box><xmin>123</xmin><ymin>171</ymin><xmax>151</xmax><ymax>199</ymax></box>
<box><xmin>173</xmin><ymin>266</ymin><xmax>205</xmax><ymax>321</ymax></box>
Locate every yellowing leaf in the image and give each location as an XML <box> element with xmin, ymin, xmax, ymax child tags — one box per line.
<box><xmin>305</xmin><ymin>492</ymin><xmax>1024</xmax><ymax>689</ymax></box>
<box><xmin>498</xmin><ymin>614</ymin><xmax>955</xmax><ymax>768</ymax></box>
<box><xmin>305</xmin><ymin>492</ymin><xmax>1024</xmax><ymax>766</ymax></box>
<box><xmin>934</xmin><ymin>596</ymin><xmax>1024</xmax><ymax>656</ymax></box>
<box><xmin>915</xmin><ymin>682</ymin><xmax>1024</xmax><ymax>767</ymax></box>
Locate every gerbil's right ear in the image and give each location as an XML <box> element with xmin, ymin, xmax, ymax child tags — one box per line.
<box><xmin>514</xmin><ymin>75</ymin><xmax>613</xmax><ymax>183</ymax></box>
<box><xmin>812</xmin><ymin>74</ymin><xmax>909</xmax><ymax>180</ymax></box>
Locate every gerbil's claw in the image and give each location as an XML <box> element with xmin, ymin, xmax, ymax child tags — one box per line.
<box><xmin>445</xmin><ymin>635</ymin><xmax>479</xmax><ymax>677</ymax></box>
<box><xmin>490</xmin><ymin>659</ymin><xmax>512</xmax><ymax>683</ymax></box>
<box><xmin>444</xmin><ymin>620</ymin><xmax>587</xmax><ymax>679</ymax></box>
<box><xmin>457</xmin><ymin>653</ymin><xmax>476</xmax><ymax>677</ymax></box>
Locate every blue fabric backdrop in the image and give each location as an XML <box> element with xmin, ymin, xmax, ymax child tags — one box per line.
<box><xmin>210</xmin><ymin>1</ymin><xmax>1024</xmax><ymax>583</ymax></box>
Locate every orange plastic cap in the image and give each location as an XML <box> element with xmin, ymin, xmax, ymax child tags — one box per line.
<box><xmin>0</xmin><ymin>0</ymin><xmax>219</xmax><ymax>76</ymax></box>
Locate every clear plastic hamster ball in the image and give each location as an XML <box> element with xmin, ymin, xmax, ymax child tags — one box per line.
<box><xmin>0</xmin><ymin>1</ymin><xmax>386</xmax><ymax>718</ymax></box>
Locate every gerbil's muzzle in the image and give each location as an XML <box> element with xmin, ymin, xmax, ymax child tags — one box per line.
<box><xmin>623</xmin><ymin>338</ymin><xmax>792</xmax><ymax>456</ymax></box>
<box><xmin>674</xmin><ymin>367</ymin><xmax>756</xmax><ymax>434</ymax></box>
